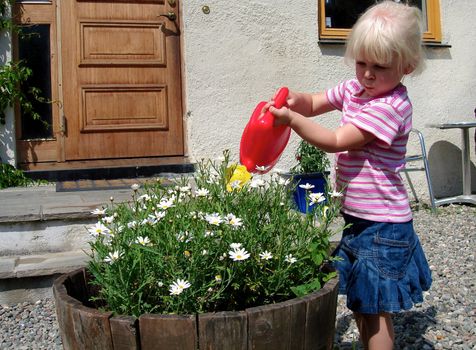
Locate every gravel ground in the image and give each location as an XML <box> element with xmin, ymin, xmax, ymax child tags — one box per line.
<box><xmin>1</xmin><ymin>204</ymin><xmax>475</xmax><ymax>349</ymax></box>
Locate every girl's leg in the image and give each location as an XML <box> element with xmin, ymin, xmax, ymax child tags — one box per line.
<box><xmin>354</xmin><ymin>312</ymin><xmax>394</xmax><ymax>350</ymax></box>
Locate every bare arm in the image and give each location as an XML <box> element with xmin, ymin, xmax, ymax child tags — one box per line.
<box><xmin>286</xmin><ymin>91</ymin><xmax>336</xmax><ymax>117</ymax></box>
<box><xmin>269</xmin><ymin>107</ymin><xmax>375</xmax><ymax>153</ymax></box>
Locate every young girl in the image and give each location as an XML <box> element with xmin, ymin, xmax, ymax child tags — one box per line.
<box><xmin>265</xmin><ymin>1</ymin><xmax>432</xmax><ymax>349</ymax></box>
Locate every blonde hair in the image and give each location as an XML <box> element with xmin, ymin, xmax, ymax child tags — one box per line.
<box><xmin>344</xmin><ymin>1</ymin><xmax>425</xmax><ymax>75</ymax></box>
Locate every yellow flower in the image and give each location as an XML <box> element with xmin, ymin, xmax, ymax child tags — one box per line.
<box><xmin>226</xmin><ymin>164</ymin><xmax>251</xmax><ymax>192</ymax></box>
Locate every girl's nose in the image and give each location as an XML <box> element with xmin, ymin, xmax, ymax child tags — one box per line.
<box><xmin>364</xmin><ymin>69</ymin><xmax>374</xmax><ymax>79</ymax></box>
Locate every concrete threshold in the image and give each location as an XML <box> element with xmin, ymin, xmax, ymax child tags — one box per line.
<box><xmin>0</xmin><ymin>250</ymin><xmax>89</xmax><ymax>304</ymax></box>
<box><xmin>0</xmin><ymin>250</ymin><xmax>88</xmax><ymax>279</ymax></box>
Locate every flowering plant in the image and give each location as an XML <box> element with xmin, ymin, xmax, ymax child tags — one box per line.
<box><xmin>86</xmin><ymin>150</ymin><xmax>342</xmax><ymax>317</ymax></box>
<box><xmin>290</xmin><ymin>140</ymin><xmax>330</xmax><ymax>174</ymax></box>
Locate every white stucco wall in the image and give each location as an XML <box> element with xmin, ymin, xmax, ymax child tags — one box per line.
<box><xmin>182</xmin><ymin>0</ymin><xmax>476</xmax><ymax>203</ymax></box>
<box><xmin>0</xmin><ymin>22</ymin><xmax>16</xmax><ymax>165</ymax></box>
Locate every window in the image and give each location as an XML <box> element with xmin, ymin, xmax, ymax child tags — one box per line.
<box><xmin>319</xmin><ymin>0</ymin><xmax>442</xmax><ymax>43</ymax></box>
<box><xmin>18</xmin><ymin>24</ymin><xmax>53</xmax><ymax>139</ymax></box>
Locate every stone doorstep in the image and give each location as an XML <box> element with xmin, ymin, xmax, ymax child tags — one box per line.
<box><xmin>0</xmin><ymin>250</ymin><xmax>89</xmax><ymax>279</ymax></box>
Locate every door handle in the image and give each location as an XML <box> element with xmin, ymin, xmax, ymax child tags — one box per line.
<box><xmin>60</xmin><ymin>114</ymin><xmax>67</xmax><ymax>136</ymax></box>
<box><xmin>159</xmin><ymin>12</ymin><xmax>177</xmax><ymax>21</ymax></box>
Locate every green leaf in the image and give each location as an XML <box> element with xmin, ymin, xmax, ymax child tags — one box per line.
<box><xmin>291</xmin><ymin>278</ymin><xmax>322</xmax><ymax>297</ymax></box>
<box><xmin>323</xmin><ymin>271</ymin><xmax>337</xmax><ymax>283</ymax></box>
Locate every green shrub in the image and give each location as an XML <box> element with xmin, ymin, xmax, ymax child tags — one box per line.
<box><xmin>0</xmin><ymin>163</ymin><xmax>36</xmax><ymax>188</ymax></box>
<box><xmin>290</xmin><ymin>140</ymin><xmax>330</xmax><ymax>174</ymax></box>
<box><xmin>87</xmin><ymin>150</ymin><xmax>343</xmax><ymax>317</ymax></box>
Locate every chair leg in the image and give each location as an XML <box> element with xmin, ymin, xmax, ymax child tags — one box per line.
<box><xmin>422</xmin><ymin>155</ymin><xmax>436</xmax><ymax>212</ymax></box>
<box><xmin>413</xmin><ymin>129</ymin><xmax>437</xmax><ymax>213</ymax></box>
<box><xmin>404</xmin><ymin>171</ymin><xmax>420</xmax><ymax>206</ymax></box>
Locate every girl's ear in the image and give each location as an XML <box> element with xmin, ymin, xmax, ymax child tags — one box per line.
<box><xmin>403</xmin><ymin>65</ymin><xmax>415</xmax><ymax>75</ymax></box>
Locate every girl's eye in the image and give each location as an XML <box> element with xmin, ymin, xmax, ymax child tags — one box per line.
<box><xmin>375</xmin><ymin>65</ymin><xmax>388</xmax><ymax>70</ymax></box>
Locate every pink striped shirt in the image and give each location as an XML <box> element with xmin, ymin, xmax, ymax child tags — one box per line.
<box><xmin>326</xmin><ymin>79</ymin><xmax>412</xmax><ymax>222</ymax></box>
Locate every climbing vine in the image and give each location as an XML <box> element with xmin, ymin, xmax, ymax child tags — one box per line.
<box><xmin>0</xmin><ymin>0</ymin><xmax>45</xmax><ymax>125</ymax></box>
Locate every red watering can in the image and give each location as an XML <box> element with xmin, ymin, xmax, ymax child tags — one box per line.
<box><xmin>239</xmin><ymin>87</ymin><xmax>291</xmax><ymax>174</ymax></box>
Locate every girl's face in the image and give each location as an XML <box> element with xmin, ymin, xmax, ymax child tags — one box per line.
<box><xmin>355</xmin><ymin>57</ymin><xmax>406</xmax><ymax>98</ymax></box>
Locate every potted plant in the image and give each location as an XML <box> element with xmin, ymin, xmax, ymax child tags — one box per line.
<box><xmin>53</xmin><ymin>150</ymin><xmax>343</xmax><ymax>349</ymax></box>
<box><xmin>286</xmin><ymin>140</ymin><xmax>331</xmax><ymax>213</ymax></box>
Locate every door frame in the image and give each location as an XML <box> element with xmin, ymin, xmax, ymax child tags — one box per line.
<box><xmin>14</xmin><ymin>0</ymin><xmax>188</xmax><ymax>172</ymax></box>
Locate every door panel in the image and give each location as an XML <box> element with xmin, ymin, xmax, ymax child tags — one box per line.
<box><xmin>80</xmin><ymin>85</ymin><xmax>168</xmax><ymax>131</ymax></box>
<box><xmin>61</xmin><ymin>0</ymin><xmax>183</xmax><ymax>161</ymax></box>
<box><xmin>79</xmin><ymin>21</ymin><xmax>166</xmax><ymax>65</ymax></box>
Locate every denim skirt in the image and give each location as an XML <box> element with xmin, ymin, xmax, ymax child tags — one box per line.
<box><xmin>333</xmin><ymin>213</ymin><xmax>432</xmax><ymax>314</ymax></box>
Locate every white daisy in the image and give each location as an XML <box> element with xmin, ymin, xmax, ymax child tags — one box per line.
<box><xmin>309</xmin><ymin>192</ymin><xmax>326</xmax><ymax>206</ymax></box>
<box><xmin>205</xmin><ymin>213</ymin><xmax>223</xmax><ymax>226</ymax></box>
<box><xmin>278</xmin><ymin>177</ymin><xmax>290</xmax><ymax>186</ymax></box>
<box><xmin>299</xmin><ymin>183</ymin><xmax>315</xmax><ymax>190</ymax></box>
<box><xmin>102</xmin><ymin>215</ymin><xmax>115</xmax><ymax>224</ymax></box>
<box><xmin>176</xmin><ymin>231</ymin><xmax>193</xmax><ymax>243</ymax></box>
<box><xmin>151</xmin><ymin>211</ymin><xmax>166</xmax><ymax>221</ymax></box>
<box><xmin>249</xmin><ymin>179</ymin><xmax>266</xmax><ymax>188</ymax></box>
<box><xmin>255</xmin><ymin>165</ymin><xmax>269</xmax><ymax>172</ymax></box>
<box><xmin>91</xmin><ymin>208</ymin><xmax>107</xmax><ymax>216</ymax></box>
<box><xmin>144</xmin><ymin>216</ymin><xmax>158</xmax><ymax>226</ymax></box>
<box><xmin>226</xmin><ymin>214</ymin><xmax>243</xmax><ymax>228</ymax></box>
<box><xmin>195</xmin><ymin>188</ymin><xmax>210</xmax><ymax>197</ymax></box>
<box><xmin>329</xmin><ymin>190</ymin><xmax>343</xmax><ymax>198</ymax></box>
<box><xmin>127</xmin><ymin>220</ymin><xmax>138</xmax><ymax>229</ymax></box>
<box><xmin>157</xmin><ymin>198</ymin><xmax>175</xmax><ymax>210</ymax></box>
<box><xmin>259</xmin><ymin>251</ymin><xmax>273</xmax><ymax>260</ymax></box>
<box><xmin>169</xmin><ymin>279</ymin><xmax>191</xmax><ymax>296</ymax></box>
<box><xmin>135</xmin><ymin>236</ymin><xmax>152</xmax><ymax>246</ymax></box>
<box><xmin>131</xmin><ymin>183</ymin><xmax>140</xmax><ymax>191</ymax></box>
<box><xmin>137</xmin><ymin>194</ymin><xmax>151</xmax><ymax>202</ymax></box>
<box><xmin>104</xmin><ymin>250</ymin><xmax>122</xmax><ymax>264</ymax></box>
<box><xmin>179</xmin><ymin>185</ymin><xmax>192</xmax><ymax>193</ymax></box>
<box><xmin>229</xmin><ymin>248</ymin><xmax>250</xmax><ymax>261</ymax></box>
<box><xmin>284</xmin><ymin>254</ymin><xmax>297</xmax><ymax>264</ymax></box>
<box><xmin>88</xmin><ymin>222</ymin><xmax>111</xmax><ymax>237</ymax></box>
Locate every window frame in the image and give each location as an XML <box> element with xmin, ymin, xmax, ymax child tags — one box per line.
<box><xmin>13</xmin><ymin>0</ymin><xmax>61</xmax><ymax>163</ymax></box>
<box><xmin>318</xmin><ymin>0</ymin><xmax>442</xmax><ymax>43</ymax></box>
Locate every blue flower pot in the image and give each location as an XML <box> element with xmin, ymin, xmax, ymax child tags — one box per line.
<box><xmin>291</xmin><ymin>172</ymin><xmax>329</xmax><ymax>213</ymax></box>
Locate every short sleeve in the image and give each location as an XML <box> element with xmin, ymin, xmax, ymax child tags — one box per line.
<box><xmin>350</xmin><ymin>102</ymin><xmax>404</xmax><ymax>146</ymax></box>
<box><xmin>326</xmin><ymin>81</ymin><xmax>347</xmax><ymax>111</ymax></box>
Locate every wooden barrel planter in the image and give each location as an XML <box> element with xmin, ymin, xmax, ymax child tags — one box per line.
<box><xmin>53</xmin><ymin>268</ymin><xmax>339</xmax><ymax>350</ymax></box>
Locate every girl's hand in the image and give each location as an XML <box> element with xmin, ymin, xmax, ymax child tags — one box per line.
<box><xmin>259</xmin><ymin>88</ymin><xmax>298</xmax><ymax>125</ymax></box>
<box><xmin>259</xmin><ymin>99</ymin><xmax>293</xmax><ymax>126</ymax></box>
<box><xmin>277</xmin><ymin>89</ymin><xmax>335</xmax><ymax>117</ymax></box>
<box><xmin>269</xmin><ymin>105</ymin><xmax>293</xmax><ymax>126</ymax></box>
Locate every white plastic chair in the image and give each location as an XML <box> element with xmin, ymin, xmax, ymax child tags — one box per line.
<box><xmin>400</xmin><ymin>129</ymin><xmax>436</xmax><ymax>212</ymax></box>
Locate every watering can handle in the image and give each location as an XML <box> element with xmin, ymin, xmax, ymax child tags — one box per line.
<box><xmin>274</xmin><ymin>87</ymin><xmax>289</xmax><ymax>109</ymax></box>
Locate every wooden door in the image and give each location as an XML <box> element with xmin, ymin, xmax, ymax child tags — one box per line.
<box><xmin>60</xmin><ymin>0</ymin><xmax>184</xmax><ymax>161</ymax></box>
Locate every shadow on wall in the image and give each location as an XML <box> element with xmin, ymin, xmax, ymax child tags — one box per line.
<box><xmin>428</xmin><ymin>140</ymin><xmax>476</xmax><ymax>198</ymax></box>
